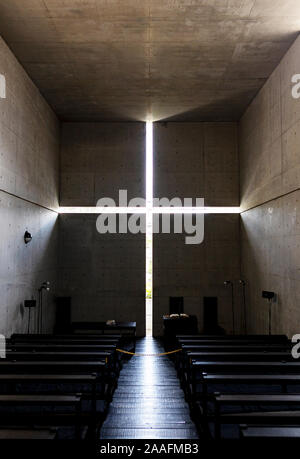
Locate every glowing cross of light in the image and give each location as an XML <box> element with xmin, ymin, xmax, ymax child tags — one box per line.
<box><xmin>59</xmin><ymin>122</ymin><xmax>240</xmax><ymax>336</ymax></box>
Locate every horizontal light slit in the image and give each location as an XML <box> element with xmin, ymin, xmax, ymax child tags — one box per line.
<box><xmin>59</xmin><ymin>206</ymin><xmax>241</xmax><ymax>214</ymax></box>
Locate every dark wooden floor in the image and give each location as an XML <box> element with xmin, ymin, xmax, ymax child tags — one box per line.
<box><xmin>100</xmin><ymin>337</ymin><xmax>198</xmax><ymax>439</ymax></box>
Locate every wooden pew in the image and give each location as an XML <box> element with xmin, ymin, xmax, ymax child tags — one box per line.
<box><xmin>191</xmin><ymin>360</ymin><xmax>300</xmax><ymax>376</ymax></box>
<box><xmin>2</xmin><ymin>335</ymin><xmax>124</xmax><ymax>441</ymax></box>
<box><xmin>213</xmin><ymin>394</ymin><xmax>300</xmax><ymax>439</ymax></box>
<box><xmin>178</xmin><ymin>339</ymin><xmax>290</xmax><ymax>346</ymax></box>
<box><xmin>0</xmin><ymin>373</ymin><xmax>99</xmax><ymax>434</ymax></box>
<box><xmin>181</xmin><ymin>344</ymin><xmax>290</xmax><ymax>352</ymax></box>
<box><xmin>0</xmin><ymin>393</ymin><xmax>81</xmax><ymax>405</ymax></box>
<box><xmin>202</xmin><ymin>373</ymin><xmax>300</xmax><ymax>397</ymax></box>
<box><xmin>188</xmin><ymin>361</ymin><xmax>300</xmax><ymax>407</ymax></box>
<box><xmin>0</xmin><ymin>394</ymin><xmax>82</xmax><ymax>439</ymax></box>
<box><xmin>8</xmin><ymin>335</ymin><xmax>128</xmax><ymax>364</ymax></box>
<box><xmin>0</xmin><ymin>360</ymin><xmax>107</xmax><ymax>378</ymax></box>
<box><xmin>195</xmin><ymin>407</ymin><xmax>300</xmax><ymax>440</ymax></box>
<box><xmin>8</xmin><ymin>335</ymin><xmax>122</xmax><ymax>352</ymax></box>
<box><xmin>194</xmin><ymin>373</ymin><xmax>300</xmax><ymax>416</ymax></box>
<box><xmin>6</xmin><ymin>344</ymin><xmax>120</xmax><ymax>369</ymax></box>
<box><xmin>240</xmin><ymin>425</ymin><xmax>300</xmax><ymax>439</ymax></box>
<box><xmin>0</xmin><ymin>373</ymin><xmax>97</xmax><ymax>405</ymax></box>
<box><xmin>0</xmin><ymin>427</ymin><xmax>57</xmax><ymax>440</ymax></box>
<box><xmin>5</xmin><ymin>351</ymin><xmax>113</xmax><ymax>361</ymax></box>
<box><xmin>179</xmin><ymin>351</ymin><xmax>293</xmax><ymax>390</ymax></box>
<box><xmin>176</xmin><ymin>334</ymin><xmax>288</xmax><ymax>342</ymax></box>
<box><xmin>4</xmin><ymin>350</ymin><xmax>120</xmax><ymax>381</ymax></box>
<box><xmin>70</xmin><ymin>322</ymin><xmax>136</xmax><ymax>352</ymax></box>
<box><xmin>177</xmin><ymin>334</ymin><xmax>299</xmax><ymax>441</ymax></box>
<box><xmin>185</xmin><ymin>357</ymin><xmax>296</xmax><ymax>393</ymax></box>
<box><xmin>7</xmin><ymin>339</ymin><xmax>123</xmax><ymax>362</ymax></box>
<box><xmin>0</xmin><ymin>361</ymin><xmax>110</xmax><ymax>439</ymax></box>
<box><xmin>8</xmin><ymin>343</ymin><xmax>117</xmax><ymax>352</ymax></box>
<box><xmin>177</xmin><ymin>344</ymin><xmax>291</xmax><ymax>369</ymax></box>
<box><xmin>177</xmin><ymin>340</ymin><xmax>291</xmax><ymax>371</ymax></box>
<box><xmin>9</xmin><ymin>338</ymin><xmax>119</xmax><ymax>346</ymax></box>
<box><xmin>0</xmin><ymin>359</ymin><xmax>114</xmax><ymax>399</ymax></box>
<box><xmin>175</xmin><ymin>343</ymin><xmax>291</xmax><ymax>381</ymax></box>
<box><xmin>187</xmin><ymin>351</ymin><xmax>293</xmax><ymax>361</ymax></box>
<box><xmin>7</xmin><ymin>344</ymin><xmax>121</xmax><ymax>371</ymax></box>
<box><xmin>11</xmin><ymin>333</ymin><xmax>122</xmax><ymax>341</ymax></box>
<box><xmin>7</xmin><ymin>337</ymin><xmax>123</xmax><ymax>390</ymax></box>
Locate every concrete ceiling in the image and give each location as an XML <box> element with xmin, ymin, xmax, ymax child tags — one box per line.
<box><xmin>0</xmin><ymin>0</ymin><xmax>300</xmax><ymax>122</ymax></box>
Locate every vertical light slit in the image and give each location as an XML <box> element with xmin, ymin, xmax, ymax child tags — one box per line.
<box><xmin>145</xmin><ymin>121</ymin><xmax>153</xmax><ymax>337</ymax></box>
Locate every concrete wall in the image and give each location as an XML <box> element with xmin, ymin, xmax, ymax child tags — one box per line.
<box><xmin>60</xmin><ymin>123</ymin><xmax>145</xmax><ymax>206</ymax></box>
<box><xmin>239</xmin><ymin>35</ymin><xmax>300</xmax><ymax>337</ymax></box>
<box><xmin>153</xmin><ymin>123</ymin><xmax>241</xmax><ymax>336</ymax></box>
<box><xmin>59</xmin><ymin>123</ymin><xmax>146</xmax><ymax>336</ymax></box>
<box><xmin>0</xmin><ymin>37</ymin><xmax>60</xmax><ymax>336</ymax></box>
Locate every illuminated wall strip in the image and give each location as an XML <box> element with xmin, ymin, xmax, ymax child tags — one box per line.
<box><xmin>59</xmin><ymin>206</ymin><xmax>241</xmax><ymax>214</ymax></box>
<box><xmin>153</xmin><ymin>207</ymin><xmax>240</xmax><ymax>214</ymax></box>
<box><xmin>145</xmin><ymin>121</ymin><xmax>153</xmax><ymax>337</ymax></box>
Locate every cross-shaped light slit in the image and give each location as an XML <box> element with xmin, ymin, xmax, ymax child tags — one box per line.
<box><xmin>59</xmin><ymin>122</ymin><xmax>240</xmax><ymax>337</ymax></box>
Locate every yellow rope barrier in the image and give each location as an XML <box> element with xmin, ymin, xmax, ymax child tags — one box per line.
<box><xmin>116</xmin><ymin>348</ymin><xmax>182</xmax><ymax>357</ymax></box>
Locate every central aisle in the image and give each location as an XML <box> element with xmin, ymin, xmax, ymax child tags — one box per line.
<box><xmin>100</xmin><ymin>337</ymin><xmax>199</xmax><ymax>439</ymax></box>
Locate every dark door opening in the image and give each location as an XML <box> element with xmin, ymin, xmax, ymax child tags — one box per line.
<box><xmin>203</xmin><ymin>297</ymin><xmax>222</xmax><ymax>334</ymax></box>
